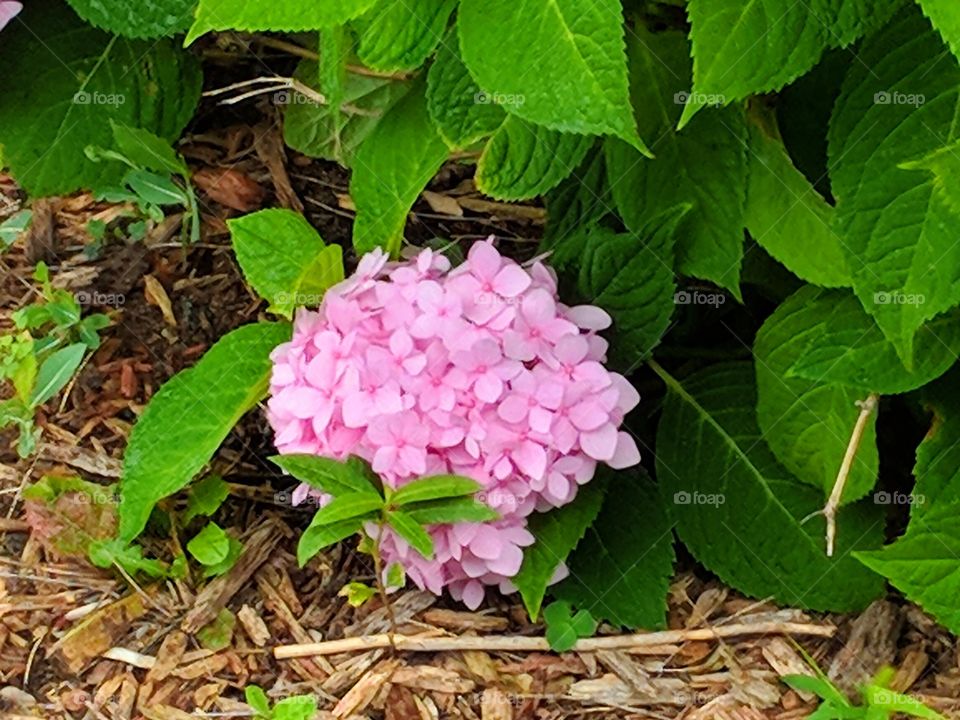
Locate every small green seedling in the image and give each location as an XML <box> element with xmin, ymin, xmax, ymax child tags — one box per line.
<box><xmin>543</xmin><ymin>600</ymin><xmax>597</xmax><ymax>652</ymax></box>
<box><xmin>245</xmin><ymin>685</ymin><xmax>318</xmax><ymax>720</ymax></box>
<box><xmin>187</xmin><ymin>521</ymin><xmax>242</xmax><ymax>577</ymax></box>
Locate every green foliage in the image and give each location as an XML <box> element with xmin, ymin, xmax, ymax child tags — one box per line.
<box><xmin>0</xmin><ymin>0</ymin><xmax>200</xmax><ymax>196</ymax></box>
<box><xmin>245</xmin><ymin>685</ymin><xmax>318</xmax><ymax>720</ymax></box>
<box><xmin>66</xmin><ymin>0</ymin><xmax>195</xmax><ymax>38</ymax></box>
<box><xmin>229</xmin><ymin>208</ymin><xmax>344</xmax><ymax>318</ymax></box>
<box><xmin>118</xmin><ymin>323</ymin><xmax>292</xmax><ymax>541</ymax></box>
<box><xmin>182</xmin><ymin>475</ymin><xmax>230</xmax><ymax>525</ymax></box>
<box><xmin>354</xmin><ymin>0</ymin><xmax>457</xmax><ymax>73</ymax></box>
<box><xmin>543</xmin><ymin>601</ymin><xmax>597</xmax><ymax>652</ymax></box>
<box><xmin>186</xmin><ymin>0</ymin><xmax>375</xmax><ymax>44</ymax></box>
<box><xmin>0</xmin><ymin>210</ymin><xmax>33</xmax><ymax>249</ymax></box>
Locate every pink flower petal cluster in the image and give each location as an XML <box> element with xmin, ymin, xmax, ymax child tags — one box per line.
<box><xmin>267</xmin><ymin>239</ymin><xmax>640</xmax><ymax>608</ymax></box>
<box><xmin>0</xmin><ymin>2</ymin><xmax>21</xmax><ymax>32</ymax></box>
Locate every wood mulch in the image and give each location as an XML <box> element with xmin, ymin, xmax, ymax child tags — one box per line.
<box><xmin>2</xmin><ymin>103</ymin><xmax>960</xmax><ymax>720</ymax></box>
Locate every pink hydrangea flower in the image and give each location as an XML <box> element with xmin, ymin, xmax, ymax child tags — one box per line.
<box><xmin>267</xmin><ymin>238</ymin><xmax>641</xmax><ymax>609</ymax></box>
<box><xmin>0</xmin><ymin>1</ymin><xmax>21</xmax><ymax>32</ymax></box>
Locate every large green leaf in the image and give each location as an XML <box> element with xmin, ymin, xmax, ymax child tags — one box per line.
<box><xmin>555</xmin><ymin>470</ymin><xmax>675</xmax><ymax>629</ymax></box>
<box><xmin>0</xmin><ymin>0</ymin><xmax>201</xmax><ymax>196</ymax></box>
<box><xmin>755</xmin><ymin>286</ymin><xmax>879</xmax><ymax>502</ymax></box>
<box><xmin>284</xmin><ymin>60</ymin><xmax>411</xmax><ymax>167</ymax></box>
<box><xmin>119</xmin><ymin>322</ymin><xmax>291</xmax><ymax>541</ymax></box>
<box><xmin>229</xmin><ymin>208</ymin><xmax>343</xmax><ymax>319</ymax></box>
<box><xmin>186</xmin><ymin>0</ymin><xmax>376</xmax><ymax>44</ymax></box>
<box><xmin>350</xmin><ymin>81</ymin><xmax>449</xmax><ymax>256</ymax></box>
<box><xmin>911</xmin><ymin>372</ymin><xmax>960</xmax><ymax>517</ymax></box>
<box><xmin>654</xmin><ymin>361</ymin><xmax>884</xmax><ymax>611</ymax></box>
<box><xmin>681</xmin><ymin>0</ymin><xmax>900</xmax><ymax>127</ymax></box>
<box><xmin>512</xmin><ymin>480</ymin><xmax>607</xmax><ymax>621</ymax></box>
<box><xmin>542</xmin><ymin>147</ymin><xmax>612</xmax><ymax>249</ymax></box>
<box><xmin>605</xmin><ymin>27</ymin><xmax>748</xmax><ymax>296</ymax></box>
<box><xmin>551</xmin><ymin>208</ymin><xmax>689</xmax><ymax>370</ymax></box>
<box><xmin>917</xmin><ymin>0</ymin><xmax>960</xmax><ymax>62</ymax></box>
<box><xmin>476</xmin><ymin>118</ymin><xmax>594</xmax><ymax>201</ymax></box>
<box><xmin>457</xmin><ymin>0</ymin><xmax>647</xmax><ymax>153</ymax></box>
<box><xmin>856</xmin><ymin>501</ymin><xmax>960</xmax><ymax>634</ymax></box>
<box><xmin>354</xmin><ymin>0</ymin><xmax>457</xmax><ymax>72</ymax></box>
<box><xmin>425</xmin><ymin>29</ymin><xmax>506</xmax><ymax>149</ymax></box>
<box><xmin>271</xmin><ymin>454</ymin><xmax>380</xmax><ymax>497</ymax></box>
<box><xmin>828</xmin><ymin>8</ymin><xmax>960</xmax><ymax>363</ymax></box>
<box><xmin>66</xmin><ymin>0</ymin><xmax>194</xmax><ymax>38</ymax></box>
<box><xmin>744</xmin><ymin>109</ymin><xmax>850</xmax><ymax>288</ymax></box>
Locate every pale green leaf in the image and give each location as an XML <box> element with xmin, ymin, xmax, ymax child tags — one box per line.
<box><xmin>187</xmin><ymin>522</ymin><xmax>230</xmax><ymax>565</ymax></box>
<box><xmin>66</xmin><ymin>0</ymin><xmax>194</xmax><ymax>38</ymax></box>
<box><xmin>119</xmin><ymin>322</ymin><xmax>291</xmax><ymax>541</ymax></box>
<box><xmin>0</xmin><ymin>1</ymin><xmax>200</xmax><ymax>196</ymax></box>
<box><xmin>555</xmin><ymin>471</ymin><xmax>675</xmax><ymax>629</ymax></box>
<box><xmin>543</xmin><ymin>601</ymin><xmax>597</xmax><ymax>652</ymax></box>
<box><xmin>229</xmin><ymin>208</ymin><xmax>343</xmax><ymax>318</ymax></box>
<box><xmin>513</xmin><ymin>479</ymin><xmax>606</xmax><ymax>621</ymax></box>
<box><xmin>754</xmin><ymin>286</ymin><xmax>878</xmax><ymax>502</ymax></box>
<box><xmin>390</xmin><ymin>475</ymin><xmax>482</xmax><ymax>506</ymax></box>
<box><xmin>110</xmin><ymin>122</ymin><xmax>187</xmax><ymax>176</ymax></box>
<box><xmin>30</xmin><ymin>343</ymin><xmax>86</xmax><ymax>408</ymax></box>
<box><xmin>350</xmin><ymin>81</ymin><xmax>448</xmax><ymax>256</ymax></box>
<box><xmin>856</xmin><ymin>501</ymin><xmax>960</xmax><ymax>634</ymax></box>
<box><xmin>354</xmin><ymin>0</ymin><xmax>457</xmax><ymax>72</ymax></box>
<box><xmin>828</xmin><ymin>8</ymin><xmax>960</xmax><ymax>363</ymax></box>
<box><xmin>186</xmin><ymin>0</ymin><xmax>376</xmax><ymax>44</ymax></box>
<box><xmin>0</xmin><ymin>210</ymin><xmax>33</xmax><ymax>249</ymax></box>
<box><xmin>458</xmin><ymin>0</ymin><xmax>648</xmax><ymax>153</ymax></box>
<box><xmin>744</xmin><ymin>109</ymin><xmax>850</xmax><ymax>288</ymax></box>
<box><xmin>476</xmin><ymin>117</ymin><xmax>593</xmax><ymax>201</ymax></box>
<box><xmin>654</xmin><ymin>361</ymin><xmax>885</xmax><ymax>611</ymax></box>
<box><xmin>425</xmin><ymin>28</ymin><xmax>506</xmax><ymax>149</ymax></box>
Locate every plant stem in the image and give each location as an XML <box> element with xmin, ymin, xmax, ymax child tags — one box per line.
<box><xmin>370</xmin><ymin>524</ymin><xmax>398</xmax><ymax>650</ymax></box>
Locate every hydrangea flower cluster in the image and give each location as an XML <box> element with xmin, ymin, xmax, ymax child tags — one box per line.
<box><xmin>267</xmin><ymin>240</ymin><xmax>640</xmax><ymax>608</ymax></box>
<box><xmin>0</xmin><ymin>2</ymin><xmax>21</xmax><ymax>32</ymax></box>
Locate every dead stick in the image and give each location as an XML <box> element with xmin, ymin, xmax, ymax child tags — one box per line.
<box><xmin>273</xmin><ymin>620</ymin><xmax>835</xmax><ymax>659</ymax></box>
<box><xmin>823</xmin><ymin>393</ymin><xmax>879</xmax><ymax>557</ymax></box>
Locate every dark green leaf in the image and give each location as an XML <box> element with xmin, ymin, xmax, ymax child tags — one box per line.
<box><xmin>386</xmin><ymin>510</ymin><xmax>434</xmax><ymax>558</ymax></box>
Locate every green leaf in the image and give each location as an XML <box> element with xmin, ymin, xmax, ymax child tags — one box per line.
<box><xmin>550</xmin><ymin>208</ymin><xmax>688</xmax><ymax>370</ymax></box>
<box><xmin>202</xmin><ymin>536</ymin><xmax>242</xmax><ymax>577</ymax></box>
<box><xmin>828</xmin><ymin>7</ymin><xmax>960</xmax><ymax>363</ymax></box>
<box><xmin>88</xmin><ymin>538</ymin><xmax>169</xmax><ymax>578</ymax></box>
<box><xmin>788</xmin><ymin>301</ymin><xmax>960</xmax><ymax>396</ymax></box>
<box><xmin>542</xmin><ymin>147</ymin><xmax>612</xmax><ymax>249</ymax></box>
<box><xmin>543</xmin><ymin>601</ymin><xmax>597</xmax><ymax>652</ymax></box>
<box><xmin>110</xmin><ymin>122</ymin><xmax>187</xmax><ymax>175</ymax></box>
<box><xmin>458</xmin><ymin>0</ymin><xmax>647</xmax><ymax>153</ymax></box>
<box><xmin>744</xmin><ymin>109</ymin><xmax>850</xmax><ymax>288</ymax></box>
<box><xmin>271</xmin><ymin>454</ymin><xmax>380</xmax><ymax>496</ymax></box>
<box><xmin>0</xmin><ymin>210</ymin><xmax>33</xmax><ymax>249</ymax></box>
<box><xmin>911</xmin><ymin>372</ymin><xmax>960</xmax><ymax>516</ymax></box>
<box><xmin>273</xmin><ymin>696</ymin><xmax>319</xmax><ymax>720</ymax></box>
<box><xmin>196</xmin><ymin>608</ymin><xmax>235</xmax><ymax>651</ymax></box>
<box><xmin>863</xmin><ymin>682</ymin><xmax>946</xmax><ymax>719</ymax></box>
<box><xmin>899</xmin><ymin>139</ymin><xmax>960</xmax><ymax>217</ymax></box>
<box><xmin>245</xmin><ymin>686</ymin><xmax>272</xmax><ymax>718</ymax></box>
<box><xmin>555</xmin><ymin>471</ymin><xmax>675</xmax><ymax>629</ymax></box>
<box><xmin>390</xmin><ymin>475</ymin><xmax>482</xmax><ymax>506</ymax></box>
<box><xmin>186</xmin><ymin>0</ymin><xmax>376</xmax><ymax>44</ymax></box>
<box><xmin>783</xmin><ymin>675</ymin><xmax>852</xmax><ymax>708</ymax></box>
<box><xmin>513</xmin><ymin>479</ymin><xmax>606</xmax><ymax>621</ymax></box>
<box><xmin>681</xmin><ymin>0</ymin><xmax>900</xmax><ymax>127</ymax></box>
<box><xmin>917</xmin><ymin>0</ymin><xmax>960</xmax><ymax>63</ymax></box>
<box><xmin>605</xmin><ymin>27</ymin><xmax>748</xmax><ymax>296</ymax></box>
<box><xmin>30</xmin><ymin>343</ymin><xmax>86</xmax><ymax>408</ymax></box>
<box><xmin>124</xmin><ymin>169</ymin><xmax>187</xmax><ymax>206</ymax></box>
<box><xmin>298</xmin><ymin>518</ymin><xmax>362</xmax><ymax>566</ymax></box>
<box><xmin>183</xmin><ymin>474</ymin><xmax>230</xmax><ymax>525</ymax></box>
<box><xmin>339</xmin><ymin>581</ymin><xmax>378</xmax><ymax>607</ymax></box>
<box><xmin>425</xmin><ymin>29</ymin><xmax>506</xmax><ymax>149</ymax></box>
<box><xmin>386</xmin><ymin>510</ymin><xmax>435</xmax><ymax>559</ymax></box>
<box><xmin>119</xmin><ymin>322</ymin><xmax>291</xmax><ymax>541</ymax></box>
<box><xmin>22</xmin><ymin>475</ymin><xmax>118</xmax><ymax>557</ymax></box>
<box><xmin>350</xmin><ymin>80</ymin><xmax>448</xmax><ymax>256</ymax></box>
<box><xmin>354</xmin><ymin>0</ymin><xmax>457</xmax><ymax>72</ymax></box>
<box><xmin>308</xmin><ymin>492</ymin><xmax>383</xmax><ymax>526</ymax></box>
<box><xmin>187</xmin><ymin>522</ymin><xmax>230</xmax><ymax>565</ymax></box>
<box><xmin>284</xmin><ymin>59</ymin><xmax>411</xmax><ymax>167</ymax></box>
<box><xmin>856</xmin><ymin>501</ymin><xmax>960</xmax><ymax>635</ymax></box>
<box><xmin>402</xmin><ymin>497</ymin><xmax>499</xmax><ymax>526</ymax></box>
<box><xmin>229</xmin><ymin>208</ymin><xmax>343</xmax><ymax>318</ymax></box>
<box><xmin>653</xmin><ymin>361</ymin><xmax>885</xmax><ymax>611</ymax></box>
<box><xmin>754</xmin><ymin>286</ymin><xmax>878</xmax><ymax>502</ymax></box>
<box><xmin>65</xmin><ymin>0</ymin><xmax>194</xmax><ymax>38</ymax></box>
<box><xmin>0</xmin><ymin>1</ymin><xmax>201</xmax><ymax>197</ymax></box>
<box><xmin>476</xmin><ymin>117</ymin><xmax>593</xmax><ymax>201</ymax></box>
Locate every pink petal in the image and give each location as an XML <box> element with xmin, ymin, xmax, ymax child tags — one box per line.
<box><xmin>469</xmin><ymin>526</ymin><xmax>503</xmax><ymax>559</ymax></box>
<box><xmin>569</xmin><ymin>399</ymin><xmax>609</xmax><ymax>431</ymax></box>
<box><xmin>497</xmin><ymin>394</ymin><xmax>529</xmax><ymax>423</ymax></box>
<box><xmin>581</xmin><ymin>423</ymin><xmax>619</xmax><ymax>461</ymax></box>
<box><xmin>461</xmin><ymin>579</ymin><xmax>486</xmax><ymax>609</ymax></box>
<box><xmin>493</xmin><ymin>263</ymin><xmax>532</xmax><ymax>297</ymax></box>
<box><xmin>514</xmin><ymin>440</ymin><xmax>547</xmax><ymax>479</ymax></box>
<box><xmin>467</xmin><ymin>239</ymin><xmax>502</xmax><ymax>280</ymax></box>
<box><xmin>566</xmin><ymin>304</ymin><xmax>612</xmax><ymax>330</ymax></box>
<box><xmin>474</xmin><ymin>372</ymin><xmax>503</xmax><ymax>402</ymax></box>
<box><xmin>608</xmin><ymin>431</ymin><xmax>641</xmax><ymax>469</ymax></box>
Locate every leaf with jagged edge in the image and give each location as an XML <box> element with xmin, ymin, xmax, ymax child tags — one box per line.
<box><xmin>186</xmin><ymin>0</ymin><xmax>376</xmax><ymax>44</ymax></box>
<box><xmin>354</xmin><ymin>0</ymin><xmax>457</xmax><ymax>72</ymax></box>
<box><xmin>654</xmin><ymin>361</ymin><xmax>884</xmax><ymax>611</ymax></box>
